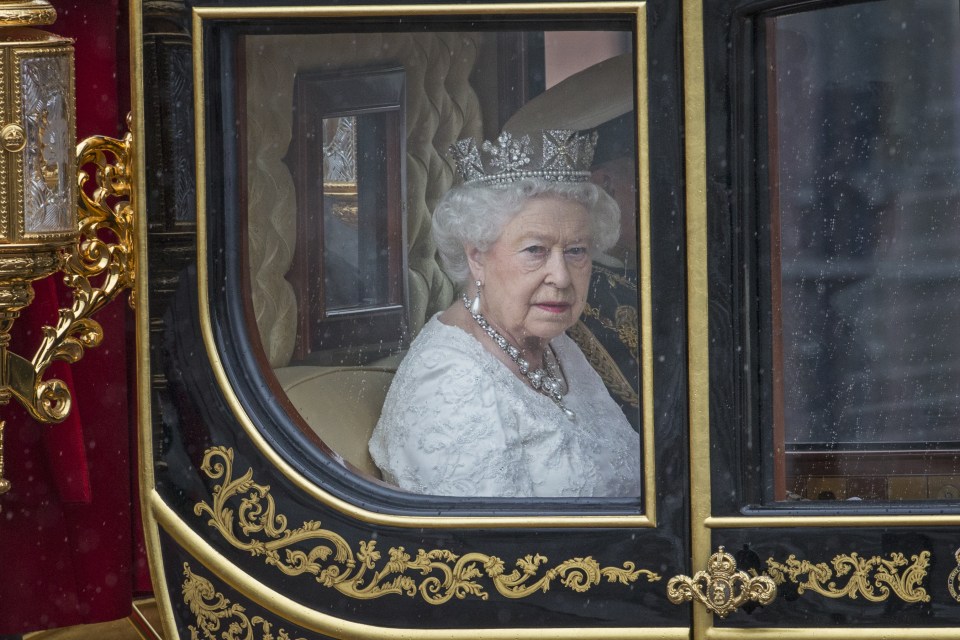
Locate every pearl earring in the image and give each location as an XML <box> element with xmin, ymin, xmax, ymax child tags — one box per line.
<box><xmin>470</xmin><ymin>279</ymin><xmax>482</xmax><ymax>315</ymax></box>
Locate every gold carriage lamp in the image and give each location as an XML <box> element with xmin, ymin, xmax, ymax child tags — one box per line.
<box><xmin>0</xmin><ymin>0</ymin><xmax>135</xmax><ymax>495</ymax></box>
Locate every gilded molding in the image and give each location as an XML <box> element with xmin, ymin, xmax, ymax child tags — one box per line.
<box><xmin>182</xmin><ymin>562</ymin><xmax>308</xmax><ymax>640</ymax></box>
<box><xmin>0</xmin><ymin>1</ymin><xmax>57</xmax><ymax>27</ymax></box>
<box><xmin>667</xmin><ymin>547</ymin><xmax>776</xmax><ymax>618</ymax></box>
<box><xmin>0</xmin><ymin>44</ymin><xmax>8</xmax><ymax>237</ymax></box>
<box><xmin>11</xmin><ymin>46</ymin><xmax>25</xmax><ymax>240</ymax></box>
<box><xmin>194</xmin><ymin>2</ymin><xmax>643</xmax><ymax>19</ymax></box>
<box><xmin>765</xmin><ymin>551</ymin><xmax>931</xmax><ymax>603</ymax></box>
<box><xmin>195</xmin><ymin>446</ymin><xmax>661</xmax><ymax>604</ymax></box>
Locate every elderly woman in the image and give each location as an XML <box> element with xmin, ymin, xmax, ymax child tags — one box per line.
<box><xmin>368</xmin><ymin>130</ymin><xmax>641</xmax><ymax>498</ymax></box>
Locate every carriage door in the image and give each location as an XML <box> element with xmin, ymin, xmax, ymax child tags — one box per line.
<box><xmin>135</xmin><ymin>1</ymin><xmax>694</xmax><ymax>637</ymax></box>
<box><xmin>689</xmin><ymin>0</ymin><xmax>960</xmax><ymax>637</ymax></box>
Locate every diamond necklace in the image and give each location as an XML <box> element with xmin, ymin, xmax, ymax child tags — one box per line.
<box><xmin>462</xmin><ymin>294</ymin><xmax>575</xmax><ymax>420</ymax></box>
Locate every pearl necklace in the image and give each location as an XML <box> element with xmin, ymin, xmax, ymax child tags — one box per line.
<box><xmin>462</xmin><ymin>295</ymin><xmax>575</xmax><ymax>420</ymax></box>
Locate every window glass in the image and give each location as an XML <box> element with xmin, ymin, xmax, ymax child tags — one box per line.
<box><xmin>769</xmin><ymin>0</ymin><xmax>960</xmax><ymax>500</ymax></box>
<box><xmin>241</xmin><ymin>25</ymin><xmax>644</xmax><ymax>499</ymax></box>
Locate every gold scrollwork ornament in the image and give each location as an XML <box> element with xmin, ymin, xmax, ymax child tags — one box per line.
<box><xmin>11</xmin><ymin>127</ymin><xmax>136</xmax><ymax>423</ymax></box>
<box><xmin>0</xmin><ymin>124</ymin><xmax>135</xmax><ymax>494</ymax></box>
<box><xmin>182</xmin><ymin>563</ymin><xmax>308</xmax><ymax>640</ymax></box>
<box><xmin>766</xmin><ymin>550</ymin><xmax>930</xmax><ymax>604</ymax></box>
<box><xmin>667</xmin><ymin>546</ymin><xmax>777</xmax><ymax>618</ymax></box>
<box><xmin>195</xmin><ymin>446</ymin><xmax>661</xmax><ymax>604</ymax></box>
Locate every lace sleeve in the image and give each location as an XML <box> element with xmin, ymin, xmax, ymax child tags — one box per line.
<box><xmin>368</xmin><ymin>340</ymin><xmax>531</xmax><ymax>497</ymax></box>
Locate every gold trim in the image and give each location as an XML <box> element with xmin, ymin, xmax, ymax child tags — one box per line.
<box><xmin>634</xmin><ymin>30</ymin><xmax>657</xmax><ymax>521</ymax></box>
<box><xmin>667</xmin><ymin>547</ymin><xmax>775</xmax><ymax>619</ymax></box>
<box><xmin>183</xmin><ymin>563</ymin><xmax>309</xmax><ymax>640</ymax></box>
<box><xmin>681</xmin><ymin>0</ymin><xmax>711</xmax><ymax>639</ymax></box>
<box><xmin>707</xmin><ymin>515</ymin><xmax>960</xmax><ymax>528</ymax></box>
<box><xmin>765</xmin><ymin>551</ymin><xmax>930</xmax><ymax>604</ymax></box>
<box><xmin>195</xmin><ymin>2</ymin><xmax>645</xmax><ymax>19</ymax></box>
<box><xmin>152</xmin><ymin>491</ymin><xmax>689</xmax><ymax>639</ymax></box>
<box><xmin>129</xmin><ymin>598</ymin><xmax>164</xmax><ymax>640</ymax></box>
<box><xmin>192</xmin><ymin>3</ymin><xmax>656</xmax><ymax>529</ymax></box>
<box><xmin>128</xmin><ymin>0</ymin><xmax>179</xmax><ymax>637</ymax></box>
<box><xmin>706</xmin><ymin>630</ymin><xmax>960</xmax><ymax>640</ymax></box>
<box><xmin>12</xmin><ymin>42</ymin><xmax>77</xmax><ymax>243</ymax></box>
<box><xmin>0</xmin><ymin>45</ymin><xmax>7</xmax><ymax>239</ymax></box>
<box><xmin>196</xmin><ymin>446</ymin><xmax>661</xmax><ymax>603</ymax></box>
<box><xmin>0</xmin><ymin>1</ymin><xmax>56</xmax><ymax>27</ymax></box>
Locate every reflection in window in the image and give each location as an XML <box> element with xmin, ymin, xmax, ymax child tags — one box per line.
<box><xmin>768</xmin><ymin>0</ymin><xmax>960</xmax><ymax>500</ymax></box>
<box><xmin>285</xmin><ymin>67</ymin><xmax>407</xmax><ymax>366</ymax></box>
<box><xmin>321</xmin><ymin>115</ymin><xmax>398</xmax><ymax>314</ymax></box>
<box><xmin>321</xmin><ymin>116</ymin><xmax>360</xmax><ymax>311</ymax></box>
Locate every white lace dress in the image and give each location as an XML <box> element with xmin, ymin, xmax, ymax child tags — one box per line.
<box><xmin>368</xmin><ymin>316</ymin><xmax>642</xmax><ymax>497</ymax></box>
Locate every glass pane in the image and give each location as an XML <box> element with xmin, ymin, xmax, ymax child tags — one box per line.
<box><xmin>322</xmin><ymin>116</ymin><xmax>361</xmax><ymax>311</ymax></box>
<box><xmin>21</xmin><ymin>50</ymin><xmax>74</xmax><ymax>234</ymax></box>
<box><xmin>769</xmin><ymin>0</ymin><xmax>960</xmax><ymax>500</ymax></box>
<box><xmin>322</xmin><ymin>114</ymin><xmax>399</xmax><ymax>313</ymax></box>
<box><xmin>242</xmin><ymin>24</ymin><xmax>644</xmax><ymax>499</ymax></box>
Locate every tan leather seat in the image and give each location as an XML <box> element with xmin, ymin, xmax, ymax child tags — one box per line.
<box><xmin>274</xmin><ymin>366</ymin><xmax>396</xmax><ymax>479</ymax></box>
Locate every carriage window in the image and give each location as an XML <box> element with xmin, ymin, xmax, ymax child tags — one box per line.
<box><xmin>767</xmin><ymin>0</ymin><xmax>960</xmax><ymax>501</ymax></box>
<box><xmin>240</xmin><ymin>22</ymin><xmax>645</xmax><ymax>499</ymax></box>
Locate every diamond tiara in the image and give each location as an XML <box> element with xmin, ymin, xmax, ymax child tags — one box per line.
<box><xmin>449</xmin><ymin>129</ymin><xmax>598</xmax><ymax>187</ymax></box>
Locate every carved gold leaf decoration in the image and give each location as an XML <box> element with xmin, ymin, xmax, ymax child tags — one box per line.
<box><xmin>667</xmin><ymin>546</ymin><xmax>776</xmax><ymax>618</ymax></box>
<box><xmin>0</xmin><ymin>6</ymin><xmax>58</xmax><ymax>28</ymax></box>
<box><xmin>195</xmin><ymin>446</ymin><xmax>660</xmax><ymax>605</ymax></box>
<box><xmin>765</xmin><ymin>550</ymin><xmax>931</xmax><ymax>603</ymax></box>
<box><xmin>17</xmin><ymin>124</ymin><xmax>136</xmax><ymax>423</ymax></box>
<box><xmin>182</xmin><ymin>562</ymin><xmax>308</xmax><ymax>640</ymax></box>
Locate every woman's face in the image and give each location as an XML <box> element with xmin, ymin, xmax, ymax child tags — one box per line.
<box><xmin>468</xmin><ymin>195</ymin><xmax>592</xmax><ymax>347</ymax></box>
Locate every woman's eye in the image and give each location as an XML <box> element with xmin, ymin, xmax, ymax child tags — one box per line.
<box><xmin>523</xmin><ymin>245</ymin><xmax>547</xmax><ymax>255</ymax></box>
<box><xmin>565</xmin><ymin>246</ymin><xmax>588</xmax><ymax>257</ymax></box>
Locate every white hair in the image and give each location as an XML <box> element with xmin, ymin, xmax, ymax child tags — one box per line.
<box><xmin>431</xmin><ymin>179</ymin><xmax>621</xmax><ymax>287</ymax></box>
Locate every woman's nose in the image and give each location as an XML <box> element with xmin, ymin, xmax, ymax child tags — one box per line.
<box><xmin>545</xmin><ymin>248</ymin><xmax>572</xmax><ymax>287</ymax></box>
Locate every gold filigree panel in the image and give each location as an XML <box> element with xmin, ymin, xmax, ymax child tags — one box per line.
<box><xmin>766</xmin><ymin>550</ymin><xmax>931</xmax><ymax>603</ymax></box>
<box><xmin>182</xmin><ymin>562</ymin><xmax>308</xmax><ymax>640</ymax></box>
<box><xmin>194</xmin><ymin>446</ymin><xmax>660</xmax><ymax>604</ymax></box>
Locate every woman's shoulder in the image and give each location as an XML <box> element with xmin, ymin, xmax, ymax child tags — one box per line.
<box><xmin>401</xmin><ymin>315</ymin><xmax>495</xmax><ymax>373</ymax></box>
<box><xmin>383</xmin><ymin>315</ymin><xmax>504</xmax><ymax>403</ymax></box>
<box><xmin>409</xmin><ymin>314</ymin><xmax>477</xmax><ymax>353</ymax></box>
<box><xmin>551</xmin><ymin>331</ymin><xmax>595</xmax><ymax>375</ymax></box>
<box><xmin>369</xmin><ymin>316</ymin><xmax>527</xmax><ymax>495</ymax></box>
<box><xmin>552</xmin><ymin>331</ymin><xmax>626</xmax><ymax>405</ymax></box>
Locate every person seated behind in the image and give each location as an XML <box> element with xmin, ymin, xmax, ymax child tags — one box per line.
<box><xmin>368</xmin><ymin>130</ymin><xmax>641</xmax><ymax>498</ymax></box>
